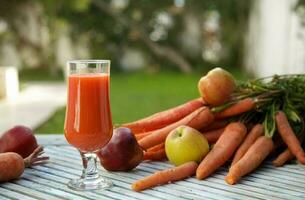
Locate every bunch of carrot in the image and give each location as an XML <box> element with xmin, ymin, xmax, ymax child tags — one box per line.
<box><xmin>123</xmin><ymin>73</ymin><xmax>305</xmax><ymax>192</ymax></box>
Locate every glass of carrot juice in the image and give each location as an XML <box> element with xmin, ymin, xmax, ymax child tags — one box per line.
<box><xmin>64</xmin><ymin>60</ymin><xmax>113</xmax><ymax>190</ymax></box>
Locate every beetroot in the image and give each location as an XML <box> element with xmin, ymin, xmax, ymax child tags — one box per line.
<box><xmin>98</xmin><ymin>127</ymin><xmax>143</xmax><ymax>171</ymax></box>
<box><xmin>0</xmin><ymin>126</ymin><xmax>38</xmax><ymax>158</ymax></box>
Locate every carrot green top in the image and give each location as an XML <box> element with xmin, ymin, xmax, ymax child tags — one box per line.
<box><xmin>212</xmin><ymin>74</ymin><xmax>305</xmax><ymax>140</ymax></box>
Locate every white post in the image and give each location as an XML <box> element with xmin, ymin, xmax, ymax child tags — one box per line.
<box><xmin>0</xmin><ymin>66</ymin><xmax>19</xmax><ymax>100</ymax></box>
<box><xmin>245</xmin><ymin>0</ymin><xmax>305</xmax><ymax>77</ymax></box>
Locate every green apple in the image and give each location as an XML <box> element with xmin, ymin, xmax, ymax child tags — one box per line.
<box><xmin>165</xmin><ymin>125</ymin><xmax>209</xmax><ymax>166</ymax></box>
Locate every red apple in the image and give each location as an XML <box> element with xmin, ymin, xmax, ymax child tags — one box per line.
<box><xmin>0</xmin><ymin>125</ymin><xmax>38</xmax><ymax>158</ymax></box>
<box><xmin>198</xmin><ymin>67</ymin><xmax>236</xmax><ymax>106</ymax></box>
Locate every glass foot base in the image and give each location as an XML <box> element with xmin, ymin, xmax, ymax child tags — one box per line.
<box><xmin>67</xmin><ymin>176</ymin><xmax>113</xmax><ymax>191</ymax></box>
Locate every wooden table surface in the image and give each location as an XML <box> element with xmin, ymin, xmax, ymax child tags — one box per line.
<box><xmin>1</xmin><ymin>135</ymin><xmax>305</xmax><ymax>200</ymax></box>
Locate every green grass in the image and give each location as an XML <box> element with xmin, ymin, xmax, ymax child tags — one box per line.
<box><xmin>19</xmin><ymin>68</ymin><xmax>64</xmax><ymax>82</ymax></box>
<box><xmin>35</xmin><ymin>70</ymin><xmax>249</xmax><ymax>134</ymax></box>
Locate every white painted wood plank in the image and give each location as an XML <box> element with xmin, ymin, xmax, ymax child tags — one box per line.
<box><xmin>46</xmin><ymin>144</ymin><xmax>305</xmax><ymax>199</ymax></box>
<box><xmin>9</xmin><ymin>179</ymin><xmax>82</xmax><ymax>200</ymax></box>
<box><xmin>30</xmin><ymin>166</ymin><xmax>144</xmax><ymax>200</ymax></box>
<box><xmin>233</xmin><ymin>168</ymin><xmax>305</xmax><ymax>188</ymax></box>
<box><xmin>280</xmin><ymin>163</ymin><xmax>305</xmax><ymax>171</ymax></box>
<box><xmin>136</xmin><ymin>169</ymin><xmax>267</xmax><ymax>200</ymax></box>
<box><xmin>24</xmin><ymin>169</ymin><xmax>114</xmax><ymax>200</ymax></box>
<box><xmin>142</xmin><ymin>163</ymin><xmax>305</xmax><ymax>197</ymax></box>
<box><xmin>114</xmin><ymin>168</ymin><xmax>236</xmax><ymax>200</ymax></box>
<box><xmin>263</xmin><ymin>164</ymin><xmax>305</xmax><ymax>177</ymax></box>
<box><xmin>142</xmin><ymin>163</ymin><xmax>305</xmax><ymax>199</ymax></box>
<box><xmin>30</xmin><ymin>158</ymin><xmax>168</xmax><ymax>200</ymax></box>
<box><xmin>3</xmin><ymin>135</ymin><xmax>305</xmax><ymax>200</ymax></box>
<box><xmin>209</xmin><ymin>172</ymin><xmax>305</xmax><ymax>199</ymax></box>
<box><xmin>36</xmin><ymin>134</ymin><xmax>68</xmax><ymax>146</ymax></box>
<box><xmin>0</xmin><ymin>182</ymin><xmax>55</xmax><ymax>200</ymax></box>
<box><xmin>0</xmin><ymin>187</ymin><xmax>37</xmax><ymax>200</ymax></box>
<box><xmin>27</xmin><ymin>168</ymin><xmax>144</xmax><ymax>199</ymax></box>
<box><xmin>31</xmin><ymin>165</ymin><xmax>167</xmax><ymax>200</ymax></box>
<box><xmin>0</xmin><ymin>195</ymin><xmax>11</xmax><ymax>200</ymax></box>
<box><xmin>21</xmin><ymin>174</ymin><xmax>99</xmax><ymax>200</ymax></box>
<box><xmin>137</xmin><ymin>165</ymin><xmax>265</xmax><ymax>200</ymax></box>
<box><xmin>45</xmin><ymin>147</ymin><xmax>203</xmax><ymax>200</ymax></box>
<box><xmin>44</xmin><ymin>148</ymin><xmax>269</xmax><ymax>200</ymax></box>
<box><xmin>252</xmin><ymin>168</ymin><xmax>305</xmax><ymax>184</ymax></box>
<box><xmin>37</xmin><ymin>163</ymin><xmax>185</xmax><ymax>200</ymax></box>
<box><xmin>213</xmin><ymin>171</ymin><xmax>305</xmax><ymax>195</ymax></box>
<box><xmin>33</xmin><ymin>151</ymin><xmax>189</xmax><ymax>200</ymax></box>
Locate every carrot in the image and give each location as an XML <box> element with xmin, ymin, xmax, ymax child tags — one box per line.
<box><xmin>231</xmin><ymin>124</ymin><xmax>264</xmax><ymax>166</ymax></box>
<box><xmin>0</xmin><ymin>146</ymin><xmax>49</xmax><ymax>182</ymax></box>
<box><xmin>143</xmin><ymin>143</ymin><xmax>166</xmax><ymax>161</ymax></box>
<box><xmin>148</xmin><ymin>143</ymin><xmax>165</xmax><ymax>152</ymax></box>
<box><xmin>200</xmin><ymin>120</ymin><xmax>228</xmax><ymax>132</ymax></box>
<box><xmin>135</xmin><ymin>132</ymin><xmax>151</xmax><ymax>141</ymax></box>
<box><xmin>215</xmin><ymin>98</ymin><xmax>255</xmax><ymax>119</ymax></box>
<box><xmin>202</xmin><ymin>128</ymin><xmax>225</xmax><ymax>143</ymax></box>
<box><xmin>139</xmin><ymin>107</ymin><xmax>214</xmax><ymax>150</ymax></box>
<box><xmin>132</xmin><ymin>161</ymin><xmax>198</xmax><ymax>192</ymax></box>
<box><xmin>275</xmin><ymin>111</ymin><xmax>305</xmax><ymax>164</ymax></box>
<box><xmin>272</xmin><ymin>148</ymin><xmax>295</xmax><ymax>167</ymax></box>
<box><xmin>225</xmin><ymin>136</ymin><xmax>273</xmax><ymax>185</ymax></box>
<box><xmin>122</xmin><ymin>98</ymin><xmax>205</xmax><ymax>133</ymax></box>
<box><xmin>196</xmin><ymin>122</ymin><xmax>247</xmax><ymax>180</ymax></box>
<box><xmin>143</xmin><ymin>149</ymin><xmax>166</xmax><ymax>161</ymax></box>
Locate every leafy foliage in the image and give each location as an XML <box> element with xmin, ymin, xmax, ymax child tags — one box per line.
<box><xmin>6</xmin><ymin>0</ymin><xmax>252</xmax><ymax>72</ymax></box>
<box><xmin>216</xmin><ymin>74</ymin><xmax>305</xmax><ymax>139</ymax></box>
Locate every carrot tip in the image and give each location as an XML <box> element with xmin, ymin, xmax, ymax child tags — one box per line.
<box><xmin>196</xmin><ymin>172</ymin><xmax>203</xmax><ymax>180</ymax></box>
<box><xmin>131</xmin><ymin>184</ymin><xmax>140</xmax><ymax>192</ymax></box>
<box><xmin>272</xmin><ymin>162</ymin><xmax>280</xmax><ymax>167</ymax></box>
<box><xmin>298</xmin><ymin>156</ymin><xmax>305</xmax><ymax>165</ymax></box>
<box><xmin>225</xmin><ymin>176</ymin><xmax>236</xmax><ymax>185</ymax></box>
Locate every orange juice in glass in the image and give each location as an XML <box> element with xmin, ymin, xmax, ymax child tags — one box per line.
<box><xmin>64</xmin><ymin>60</ymin><xmax>113</xmax><ymax>190</ymax></box>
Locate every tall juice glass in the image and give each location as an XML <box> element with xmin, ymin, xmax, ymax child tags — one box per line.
<box><xmin>64</xmin><ymin>60</ymin><xmax>113</xmax><ymax>190</ymax></box>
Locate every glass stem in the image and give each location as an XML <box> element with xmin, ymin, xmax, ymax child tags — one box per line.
<box><xmin>80</xmin><ymin>151</ymin><xmax>99</xmax><ymax>180</ymax></box>
<box><xmin>67</xmin><ymin>151</ymin><xmax>112</xmax><ymax>190</ymax></box>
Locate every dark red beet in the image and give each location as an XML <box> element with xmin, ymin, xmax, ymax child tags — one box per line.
<box><xmin>0</xmin><ymin>126</ymin><xmax>38</xmax><ymax>158</ymax></box>
<box><xmin>98</xmin><ymin>127</ymin><xmax>143</xmax><ymax>171</ymax></box>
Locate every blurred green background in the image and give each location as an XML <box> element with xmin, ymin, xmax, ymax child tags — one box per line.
<box><xmin>0</xmin><ymin>0</ymin><xmax>304</xmax><ymax>133</ymax></box>
<box><xmin>35</xmin><ymin>70</ymin><xmax>247</xmax><ymax>133</ymax></box>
